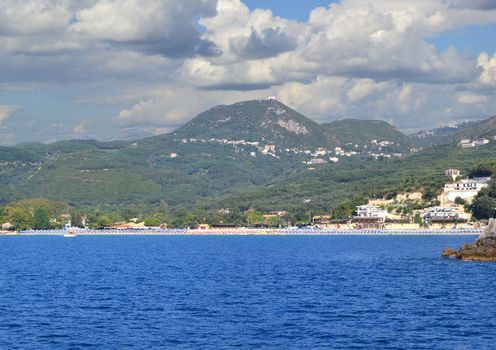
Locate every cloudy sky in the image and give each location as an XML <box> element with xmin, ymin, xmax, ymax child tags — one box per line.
<box><xmin>1</xmin><ymin>0</ymin><xmax>496</xmax><ymax>145</ymax></box>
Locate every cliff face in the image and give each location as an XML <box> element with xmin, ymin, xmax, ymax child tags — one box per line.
<box><xmin>443</xmin><ymin>219</ymin><xmax>496</xmax><ymax>261</ymax></box>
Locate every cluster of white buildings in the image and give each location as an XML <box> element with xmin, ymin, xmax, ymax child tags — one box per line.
<box><xmin>354</xmin><ymin>205</ymin><xmax>387</xmax><ymax>221</ymax></box>
<box><xmin>172</xmin><ymin>136</ymin><xmax>409</xmax><ymax>164</ymax></box>
<box><xmin>352</xmin><ymin>203</ymin><xmax>468</xmax><ymax>228</ymax></box>
<box><xmin>369</xmin><ymin>152</ymin><xmax>403</xmax><ymax>160</ymax></box>
<box><xmin>352</xmin><ymin>205</ymin><xmax>389</xmax><ymax>229</ymax></box>
<box><xmin>371</xmin><ymin>140</ymin><xmax>396</xmax><ymax>148</ymax></box>
<box><xmin>421</xmin><ymin>207</ymin><xmax>467</xmax><ymax>223</ymax></box>
<box><xmin>305</xmin><ymin>158</ymin><xmax>328</xmax><ymax>165</ymax></box>
<box><xmin>459</xmin><ymin>137</ymin><xmax>495</xmax><ymax>148</ymax></box>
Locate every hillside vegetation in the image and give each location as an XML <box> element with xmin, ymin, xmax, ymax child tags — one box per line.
<box><xmin>1</xmin><ymin>99</ymin><xmax>495</xmax><ymax>227</ymax></box>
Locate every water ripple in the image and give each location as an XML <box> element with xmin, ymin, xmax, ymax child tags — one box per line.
<box><xmin>1</xmin><ymin>235</ymin><xmax>496</xmax><ymax>349</ymax></box>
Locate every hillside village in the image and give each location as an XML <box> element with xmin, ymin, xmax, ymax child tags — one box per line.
<box><xmin>310</xmin><ymin>168</ymin><xmax>492</xmax><ymax>231</ymax></box>
<box><xmin>169</xmin><ymin>136</ymin><xmax>410</xmax><ymax>166</ymax></box>
<box><xmin>1</xmin><ymin>164</ymin><xmax>493</xmax><ymax>233</ymax></box>
<box><xmin>1</xmin><ymin>99</ymin><xmax>496</xmax><ymax>233</ymax></box>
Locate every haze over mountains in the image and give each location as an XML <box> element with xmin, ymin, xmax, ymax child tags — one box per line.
<box><xmin>0</xmin><ymin>99</ymin><xmax>495</xmax><ymax>212</ymax></box>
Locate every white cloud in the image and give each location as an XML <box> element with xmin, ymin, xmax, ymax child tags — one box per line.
<box><xmin>457</xmin><ymin>93</ymin><xmax>488</xmax><ymax>105</ymax></box>
<box><xmin>347</xmin><ymin>79</ymin><xmax>386</xmax><ymax>101</ymax></box>
<box><xmin>0</xmin><ymin>105</ymin><xmax>20</xmax><ymax>125</ymax></box>
<box><xmin>70</xmin><ymin>0</ymin><xmax>219</xmax><ymax>57</ymax></box>
<box><xmin>0</xmin><ymin>0</ymin><xmax>71</xmax><ymax>36</ymax></box>
<box><xmin>476</xmin><ymin>52</ymin><xmax>496</xmax><ymax>87</ymax></box>
<box><xmin>2</xmin><ymin>0</ymin><xmax>496</xmax><ymax>144</ymax></box>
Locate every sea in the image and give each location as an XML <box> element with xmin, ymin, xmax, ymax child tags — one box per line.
<box><xmin>0</xmin><ymin>235</ymin><xmax>495</xmax><ymax>349</ymax></box>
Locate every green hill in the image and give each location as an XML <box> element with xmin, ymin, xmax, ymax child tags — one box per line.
<box><xmin>175</xmin><ymin>98</ymin><xmax>331</xmax><ymax>148</ymax></box>
<box><xmin>1</xmin><ymin>99</ymin><xmax>494</xmax><ymax>218</ymax></box>
<box><xmin>322</xmin><ymin>119</ymin><xmax>412</xmax><ymax>150</ymax></box>
<box><xmin>409</xmin><ymin>116</ymin><xmax>496</xmax><ymax>147</ymax></box>
<box><xmin>438</xmin><ymin>116</ymin><xmax>496</xmax><ymax>144</ymax></box>
<box><xmin>207</xmin><ymin>143</ymin><xmax>496</xmax><ymax>213</ymax></box>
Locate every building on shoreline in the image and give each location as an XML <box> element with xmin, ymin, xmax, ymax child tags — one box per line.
<box><xmin>1</xmin><ymin>222</ymin><xmax>15</xmax><ymax>231</ymax></box>
<box><xmin>353</xmin><ymin>205</ymin><xmax>387</xmax><ymax>229</ymax></box>
<box><xmin>422</xmin><ymin>207</ymin><xmax>467</xmax><ymax>224</ymax></box>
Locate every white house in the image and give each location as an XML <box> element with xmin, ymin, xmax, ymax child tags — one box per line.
<box><xmin>306</xmin><ymin>158</ymin><xmax>327</xmax><ymax>165</ymax></box>
<box><xmin>422</xmin><ymin>207</ymin><xmax>467</xmax><ymax>222</ymax></box>
<box><xmin>460</xmin><ymin>139</ymin><xmax>475</xmax><ymax>148</ymax></box>
<box><xmin>444</xmin><ymin>178</ymin><xmax>490</xmax><ymax>202</ymax></box>
<box><xmin>262</xmin><ymin>144</ymin><xmax>276</xmax><ymax>155</ymax></box>
<box><xmin>445</xmin><ymin>168</ymin><xmax>461</xmax><ymax>180</ymax></box>
<box><xmin>353</xmin><ymin>205</ymin><xmax>387</xmax><ymax>229</ymax></box>
<box><xmin>473</xmin><ymin>139</ymin><xmax>490</xmax><ymax>146</ymax></box>
<box><xmin>354</xmin><ymin>205</ymin><xmax>387</xmax><ymax>221</ymax></box>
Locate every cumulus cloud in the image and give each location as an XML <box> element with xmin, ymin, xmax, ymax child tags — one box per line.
<box><xmin>0</xmin><ymin>105</ymin><xmax>20</xmax><ymax>125</ymax></box>
<box><xmin>70</xmin><ymin>0</ymin><xmax>219</xmax><ymax>57</ymax></box>
<box><xmin>2</xmin><ymin>0</ymin><xmax>496</xmax><ymax>144</ymax></box>
<box><xmin>476</xmin><ymin>52</ymin><xmax>496</xmax><ymax>87</ymax></box>
<box><xmin>178</xmin><ymin>0</ymin><xmax>490</xmax><ymax>91</ymax></box>
<box><xmin>0</xmin><ymin>0</ymin><xmax>71</xmax><ymax>36</ymax></box>
<box><xmin>230</xmin><ymin>28</ymin><xmax>297</xmax><ymax>59</ymax></box>
<box><xmin>347</xmin><ymin>79</ymin><xmax>386</xmax><ymax>101</ymax></box>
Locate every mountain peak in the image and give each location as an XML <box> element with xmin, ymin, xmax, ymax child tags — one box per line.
<box><xmin>175</xmin><ymin>98</ymin><xmax>329</xmax><ymax>148</ymax></box>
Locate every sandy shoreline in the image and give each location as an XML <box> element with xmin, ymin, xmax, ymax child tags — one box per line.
<box><xmin>7</xmin><ymin>228</ymin><xmax>483</xmax><ymax>236</ymax></box>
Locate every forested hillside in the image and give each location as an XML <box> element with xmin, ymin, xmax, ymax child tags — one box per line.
<box><xmin>1</xmin><ymin>99</ymin><xmax>495</xmax><ymax>224</ymax></box>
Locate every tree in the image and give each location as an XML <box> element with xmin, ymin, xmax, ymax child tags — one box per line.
<box><xmin>70</xmin><ymin>210</ymin><xmax>86</xmax><ymax>228</ymax></box>
<box><xmin>470</xmin><ymin>179</ymin><xmax>496</xmax><ymax>220</ymax></box>
<box><xmin>246</xmin><ymin>208</ymin><xmax>264</xmax><ymax>226</ymax></box>
<box><xmin>332</xmin><ymin>195</ymin><xmax>368</xmax><ymax>220</ymax></box>
<box><xmin>488</xmin><ymin>180</ymin><xmax>496</xmax><ymax>198</ymax></box>
<box><xmin>96</xmin><ymin>215</ymin><xmax>113</xmax><ymax>228</ymax></box>
<box><xmin>8</xmin><ymin>208</ymin><xmax>33</xmax><ymax>231</ymax></box>
<box><xmin>33</xmin><ymin>207</ymin><xmax>51</xmax><ymax>230</ymax></box>
<box><xmin>0</xmin><ymin>207</ymin><xmax>7</xmax><ymax>223</ymax></box>
<box><xmin>144</xmin><ymin>217</ymin><xmax>161</xmax><ymax>227</ymax></box>
<box><xmin>454</xmin><ymin>197</ymin><xmax>466</xmax><ymax>205</ymax></box>
<box><xmin>413</xmin><ymin>213</ymin><xmax>423</xmax><ymax>226</ymax></box>
<box><xmin>470</xmin><ymin>196</ymin><xmax>496</xmax><ymax>220</ymax></box>
<box><xmin>468</xmin><ymin>162</ymin><xmax>496</xmax><ymax>178</ymax></box>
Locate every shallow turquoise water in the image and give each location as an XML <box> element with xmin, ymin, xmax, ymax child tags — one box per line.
<box><xmin>0</xmin><ymin>235</ymin><xmax>495</xmax><ymax>349</ymax></box>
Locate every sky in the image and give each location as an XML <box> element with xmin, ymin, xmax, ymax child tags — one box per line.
<box><xmin>1</xmin><ymin>0</ymin><xmax>496</xmax><ymax>145</ymax></box>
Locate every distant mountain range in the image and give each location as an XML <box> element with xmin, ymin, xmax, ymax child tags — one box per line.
<box><xmin>104</xmin><ymin>127</ymin><xmax>157</xmax><ymax>142</ymax></box>
<box><xmin>409</xmin><ymin>116</ymin><xmax>496</xmax><ymax>147</ymax></box>
<box><xmin>0</xmin><ymin>99</ymin><xmax>495</xmax><ymax>213</ymax></box>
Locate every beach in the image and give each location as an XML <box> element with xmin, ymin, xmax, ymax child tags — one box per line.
<box><xmin>13</xmin><ymin>228</ymin><xmax>483</xmax><ymax>236</ymax></box>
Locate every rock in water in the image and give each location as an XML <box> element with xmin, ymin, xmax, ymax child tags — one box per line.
<box><xmin>443</xmin><ymin>218</ymin><xmax>496</xmax><ymax>261</ymax></box>
<box><xmin>442</xmin><ymin>248</ymin><xmax>458</xmax><ymax>258</ymax></box>
<box><xmin>481</xmin><ymin>218</ymin><xmax>496</xmax><ymax>238</ymax></box>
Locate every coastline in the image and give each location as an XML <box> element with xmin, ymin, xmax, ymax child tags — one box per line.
<box><xmin>9</xmin><ymin>228</ymin><xmax>483</xmax><ymax>236</ymax></box>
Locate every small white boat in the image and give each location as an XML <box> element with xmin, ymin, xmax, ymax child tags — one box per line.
<box><xmin>63</xmin><ymin>231</ymin><xmax>77</xmax><ymax>238</ymax></box>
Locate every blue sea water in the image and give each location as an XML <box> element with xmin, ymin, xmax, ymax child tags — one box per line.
<box><xmin>1</xmin><ymin>235</ymin><xmax>495</xmax><ymax>349</ymax></box>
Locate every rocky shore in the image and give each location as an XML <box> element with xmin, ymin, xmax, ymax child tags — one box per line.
<box><xmin>443</xmin><ymin>219</ymin><xmax>496</xmax><ymax>261</ymax></box>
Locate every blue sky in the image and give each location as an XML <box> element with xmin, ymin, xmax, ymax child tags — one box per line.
<box><xmin>1</xmin><ymin>0</ymin><xmax>496</xmax><ymax>145</ymax></box>
<box><xmin>244</xmin><ymin>0</ymin><xmax>337</xmax><ymax>20</ymax></box>
<box><xmin>429</xmin><ymin>22</ymin><xmax>496</xmax><ymax>54</ymax></box>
